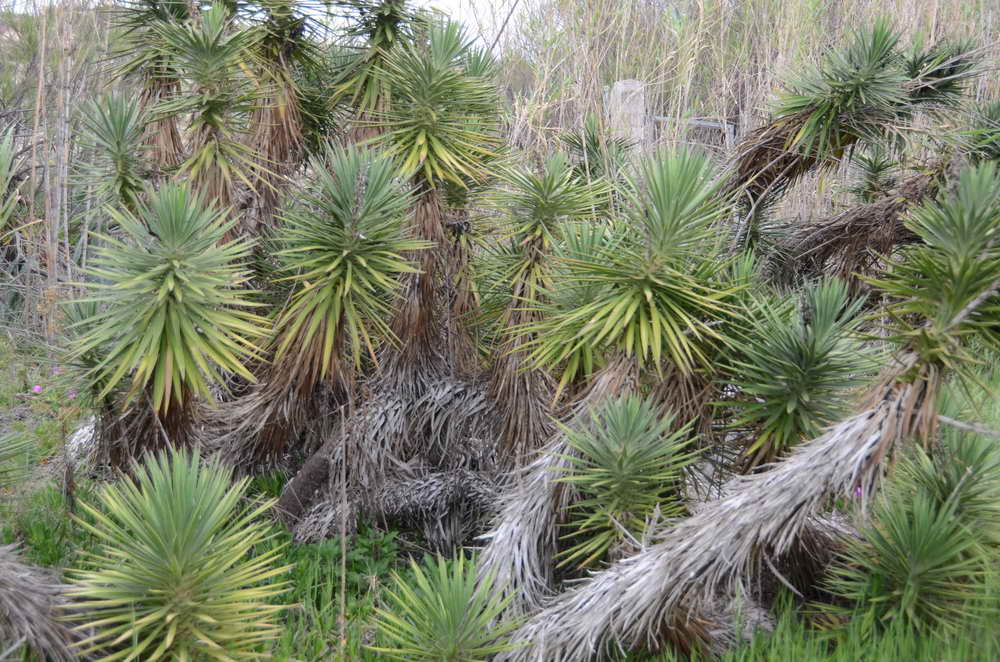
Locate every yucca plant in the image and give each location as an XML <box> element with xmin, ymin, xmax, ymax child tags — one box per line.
<box><xmin>0</xmin><ymin>128</ymin><xmax>21</xmax><ymax>238</ymax></box>
<box><xmin>69</xmin><ymin>183</ymin><xmax>266</xmax><ymax>460</ymax></box>
<box><xmin>376</xmin><ymin>18</ymin><xmax>500</xmax><ymax>186</ymax></box>
<box><xmin>233</xmin><ymin>144</ymin><xmax>426</xmax><ymax>464</ymax></box>
<box><xmin>373</xmin><ymin>17</ymin><xmax>501</xmax><ymax>381</ymax></box>
<box><xmin>968</xmin><ymin>100</ymin><xmax>1000</xmax><ymax>163</ymax></box>
<box><xmin>332</xmin><ymin>0</ymin><xmax>424</xmax><ymax>137</ymax></box>
<box><xmin>274</xmin><ymin>14</ymin><xmax>505</xmax><ymax>550</ymax></box>
<box><xmin>902</xmin><ymin>39</ymin><xmax>977</xmax><ymax>108</ymax></box>
<box><xmin>520</xmin><ymin>148</ymin><xmax>737</xmax><ymax>394</ymax></box>
<box><xmin>478</xmin><ymin>149</ymin><xmax>739</xmax><ymax>617</ymax></box>
<box><xmin>0</xmin><ymin>433</ymin><xmax>30</xmax><ymax>493</ymax></box>
<box><xmin>108</xmin><ymin>0</ymin><xmax>190</xmax><ymax>166</ymax></box>
<box><xmin>554</xmin><ymin>395</ymin><xmax>698</xmax><ymax>569</ymax></box>
<box><xmin>731</xmin><ymin>22</ymin><xmax>977</xmax><ymax>244</ymax></box>
<box><xmin>152</xmin><ymin>3</ymin><xmax>261</xmax><ymax>215</ymax></box>
<box><xmin>272</xmin><ymin>145</ymin><xmax>422</xmax><ymax>381</ymax></box>
<box><xmin>78</xmin><ymin>94</ymin><xmax>148</xmax><ymax>211</ymax></box>
<box><xmin>847</xmin><ymin>145</ymin><xmax>898</xmax><ymax>202</ymax></box>
<box><xmin>485</xmin><ymin>153</ymin><xmax>610</xmax><ymax>459</ymax></box>
<box><xmin>67</xmin><ymin>448</ymin><xmax>289</xmax><ymax>661</ymax></box>
<box><xmin>487</xmin><ymin>166</ymin><xmax>1000</xmax><ymax>662</ymax></box>
<box><xmin>560</xmin><ymin>113</ymin><xmax>634</xmax><ymax>195</ymax></box>
<box><xmin>899</xmin><ymin>382</ymin><xmax>1000</xmax><ymax>548</ymax></box>
<box><xmin>371</xmin><ymin>553</ymin><xmax>521</xmax><ymax>661</ymax></box>
<box><xmin>822</xmin><ymin>490</ymin><xmax>998</xmax><ymax>638</ymax></box>
<box><xmin>866</xmin><ymin>162</ymin><xmax>1000</xmax><ymax>386</ymax></box>
<box><xmin>732</xmin><ymin>21</ymin><xmax>906</xmax><ymax>213</ymax></box>
<box><xmin>723</xmin><ymin>278</ymin><xmax>870</xmax><ymax>470</ymax></box>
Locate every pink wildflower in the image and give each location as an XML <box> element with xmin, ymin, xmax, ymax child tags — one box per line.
<box><xmin>31</xmin><ymin>385</ymin><xmax>43</xmax><ymax>394</ymax></box>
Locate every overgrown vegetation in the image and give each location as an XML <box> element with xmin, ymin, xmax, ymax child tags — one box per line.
<box><xmin>1</xmin><ymin>0</ymin><xmax>1000</xmax><ymax>660</ymax></box>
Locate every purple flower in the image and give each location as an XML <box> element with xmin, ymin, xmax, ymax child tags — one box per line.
<box><xmin>68</xmin><ymin>392</ymin><xmax>77</xmax><ymax>400</ymax></box>
<box><xmin>854</xmin><ymin>486</ymin><xmax>863</xmax><ymax>498</ymax></box>
<box><xmin>31</xmin><ymin>385</ymin><xmax>43</xmax><ymax>394</ymax></box>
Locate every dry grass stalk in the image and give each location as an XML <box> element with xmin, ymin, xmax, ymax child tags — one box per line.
<box><xmin>494</xmin><ymin>352</ymin><xmax>937</xmax><ymax>661</ymax></box>
<box><xmin>0</xmin><ymin>544</ymin><xmax>78</xmax><ymax>662</ymax></box>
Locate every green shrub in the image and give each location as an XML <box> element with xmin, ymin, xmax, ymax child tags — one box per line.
<box><xmin>67</xmin><ymin>448</ymin><xmax>290</xmax><ymax>660</ymax></box>
<box><xmin>555</xmin><ymin>394</ymin><xmax>698</xmax><ymax>568</ymax></box>
<box><xmin>371</xmin><ymin>553</ymin><xmax>520</xmax><ymax>661</ymax></box>
<box><xmin>822</xmin><ymin>490</ymin><xmax>997</xmax><ymax>638</ymax></box>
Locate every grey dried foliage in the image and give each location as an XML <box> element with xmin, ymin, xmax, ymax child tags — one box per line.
<box><xmin>0</xmin><ymin>544</ymin><xmax>78</xmax><ymax>662</ymax></box>
<box><xmin>494</xmin><ymin>355</ymin><xmax>931</xmax><ymax>661</ymax></box>
<box><xmin>290</xmin><ymin>377</ymin><xmax>503</xmax><ymax>551</ymax></box>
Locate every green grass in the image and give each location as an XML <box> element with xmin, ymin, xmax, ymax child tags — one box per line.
<box><xmin>634</xmin><ymin>595</ymin><xmax>1000</xmax><ymax>662</ymax></box>
<box><xmin>0</xmin><ymin>482</ymin><xmax>100</xmax><ymax>567</ymax></box>
<box><xmin>263</xmin><ymin>524</ymin><xmax>400</xmax><ymax>661</ymax></box>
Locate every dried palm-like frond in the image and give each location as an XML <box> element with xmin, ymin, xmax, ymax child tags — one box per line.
<box><xmin>768</xmin><ymin>165</ymin><xmax>943</xmax><ymax>287</ymax></box>
<box><xmin>372</xmin><ymin>469</ymin><xmax>500</xmax><ymax>552</ymax></box>
<box><xmin>0</xmin><ymin>545</ymin><xmax>78</xmax><ymax>661</ymax></box>
<box><xmin>288</xmin><ymin>375</ymin><xmax>502</xmax><ymax>549</ymax></box>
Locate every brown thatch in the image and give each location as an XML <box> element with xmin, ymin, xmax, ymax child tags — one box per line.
<box><xmin>728</xmin><ymin>110</ymin><xmax>845</xmax><ymax>213</ymax></box>
<box><xmin>768</xmin><ymin>166</ymin><xmax>946</xmax><ymax>287</ymax></box>
<box><xmin>246</xmin><ymin>83</ymin><xmax>304</xmax><ymax>233</ymax></box>
<box><xmin>492</xmin><ymin>353</ymin><xmax>936</xmax><ymax>661</ymax></box>
<box><xmin>91</xmin><ymin>390</ymin><xmax>194</xmax><ymax>473</ymax></box>
<box><xmin>0</xmin><ymin>544</ymin><xmax>78</xmax><ymax>661</ymax></box>
<box><xmin>488</xmin><ymin>347</ymin><xmax>554</xmax><ymax>465</ymax></box>
<box><xmin>140</xmin><ymin>77</ymin><xmax>184</xmax><ymax>170</ymax></box>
